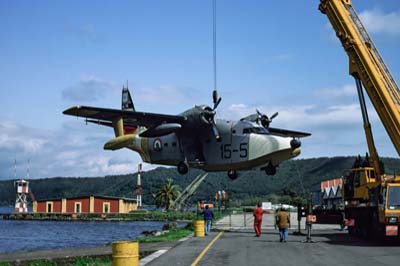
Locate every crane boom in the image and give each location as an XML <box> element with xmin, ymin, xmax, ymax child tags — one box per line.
<box><xmin>170</xmin><ymin>173</ymin><xmax>208</xmax><ymax>211</ymax></box>
<box><xmin>320</xmin><ymin>0</ymin><xmax>400</xmax><ymax>239</ymax></box>
<box><xmin>319</xmin><ymin>0</ymin><xmax>400</xmax><ymax>161</ymax></box>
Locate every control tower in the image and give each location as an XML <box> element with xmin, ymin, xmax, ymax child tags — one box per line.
<box><xmin>15</xmin><ymin>179</ymin><xmax>29</xmax><ymax>213</ymax></box>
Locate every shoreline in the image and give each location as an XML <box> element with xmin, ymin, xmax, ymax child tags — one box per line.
<box><xmin>0</xmin><ymin>240</ymin><xmax>182</xmax><ymax>264</ymax></box>
<box><xmin>0</xmin><ymin>226</ymin><xmax>195</xmax><ymax>264</ymax></box>
<box><xmin>0</xmin><ymin>210</ymin><xmax>198</xmax><ymax>222</ymax></box>
<box><xmin>0</xmin><ymin>221</ymin><xmax>195</xmax><ymax>263</ymax></box>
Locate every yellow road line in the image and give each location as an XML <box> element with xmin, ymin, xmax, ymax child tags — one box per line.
<box><xmin>191</xmin><ymin>231</ymin><xmax>224</xmax><ymax>266</ymax></box>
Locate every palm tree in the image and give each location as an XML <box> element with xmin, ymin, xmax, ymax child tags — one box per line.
<box><xmin>155</xmin><ymin>178</ymin><xmax>180</xmax><ymax>211</ymax></box>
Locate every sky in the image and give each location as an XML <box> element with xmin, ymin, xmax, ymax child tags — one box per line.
<box><xmin>1</xmin><ymin>0</ymin><xmax>400</xmax><ymax>179</ymax></box>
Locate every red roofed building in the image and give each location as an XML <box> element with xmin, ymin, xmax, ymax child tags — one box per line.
<box><xmin>33</xmin><ymin>195</ymin><xmax>137</xmax><ymax>214</ymax></box>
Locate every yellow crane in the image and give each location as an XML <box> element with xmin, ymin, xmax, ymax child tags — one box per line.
<box><xmin>320</xmin><ymin>0</ymin><xmax>400</xmax><ymax>238</ymax></box>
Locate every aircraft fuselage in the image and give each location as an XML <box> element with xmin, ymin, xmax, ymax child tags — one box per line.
<box><xmin>126</xmin><ymin>117</ymin><xmax>300</xmax><ymax>172</ymax></box>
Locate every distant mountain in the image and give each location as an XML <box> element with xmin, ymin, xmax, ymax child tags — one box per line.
<box><xmin>1</xmin><ymin>156</ymin><xmax>400</xmax><ymax>206</ymax></box>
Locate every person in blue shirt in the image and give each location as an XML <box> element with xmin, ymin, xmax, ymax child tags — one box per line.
<box><xmin>203</xmin><ymin>205</ymin><xmax>214</xmax><ymax>235</ymax></box>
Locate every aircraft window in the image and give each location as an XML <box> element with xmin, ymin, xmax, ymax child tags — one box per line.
<box><xmin>243</xmin><ymin>127</ymin><xmax>269</xmax><ymax>134</ymax></box>
<box><xmin>172</xmin><ymin>142</ymin><xmax>177</xmax><ymax>147</ymax></box>
<box><xmin>354</xmin><ymin>171</ymin><xmax>360</xmax><ymax>187</ymax></box>
<box><xmin>164</xmin><ymin>143</ymin><xmax>168</xmax><ymax>147</ymax></box>
<box><xmin>232</xmin><ymin>130</ymin><xmax>236</xmax><ymax>134</ymax></box>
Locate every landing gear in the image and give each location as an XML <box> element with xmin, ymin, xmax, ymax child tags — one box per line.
<box><xmin>227</xmin><ymin>170</ymin><xmax>238</xmax><ymax>180</ymax></box>
<box><xmin>177</xmin><ymin>161</ymin><xmax>189</xmax><ymax>175</ymax></box>
<box><xmin>265</xmin><ymin>163</ymin><xmax>276</xmax><ymax>175</ymax></box>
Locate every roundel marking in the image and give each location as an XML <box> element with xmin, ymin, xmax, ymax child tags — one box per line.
<box><xmin>153</xmin><ymin>138</ymin><xmax>162</xmax><ymax>152</ymax></box>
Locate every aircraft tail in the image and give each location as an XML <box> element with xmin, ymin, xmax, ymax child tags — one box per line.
<box><xmin>111</xmin><ymin>86</ymin><xmax>137</xmax><ymax>138</ymax></box>
<box><xmin>122</xmin><ymin>87</ymin><xmax>135</xmax><ymax>111</ymax></box>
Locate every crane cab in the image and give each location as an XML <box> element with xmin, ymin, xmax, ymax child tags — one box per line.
<box><xmin>343</xmin><ymin>167</ymin><xmax>377</xmax><ymax>202</ymax></box>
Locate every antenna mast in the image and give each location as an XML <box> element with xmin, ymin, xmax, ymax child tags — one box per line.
<box><xmin>27</xmin><ymin>159</ymin><xmax>30</xmax><ymax>179</ymax></box>
<box><xmin>14</xmin><ymin>157</ymin><xmax>16</xmax><ymax>180</ymax></box>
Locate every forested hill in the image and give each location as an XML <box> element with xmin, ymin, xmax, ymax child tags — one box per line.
<box><xmin>1</xmin><ymin>156</ymin><xmax>400</xmax><ymax>206</ymax></box>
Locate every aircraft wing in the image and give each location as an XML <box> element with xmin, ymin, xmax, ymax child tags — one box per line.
<box><xmin>63</xmin><ymin>106</ymin><xmax>187</xmax><ymax>128</ymax></box>
<box><xmin>269</xmin><ymin>127</ymin><xmax>311</xmax><ymax>138</ymax></box>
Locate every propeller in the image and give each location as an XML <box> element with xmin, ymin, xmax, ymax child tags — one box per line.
<box><xmin>213</xmin><ymin>90</ymin><xmax>222</xmax><ymax>110</ymax></box>
<box><xmin>201</xmin><ymin>90</ymin><xmax>222</xmax><ymax>140</ymax></box>
<box><xmin>256</xmin><ymin>109</ymin><xmax>278</xmax><ymax>129</ymax></box>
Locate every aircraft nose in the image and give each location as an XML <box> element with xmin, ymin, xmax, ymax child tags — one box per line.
<box><xmin>290</xmin><ymin>138</ymin><xmax>301</xmax><ymax>149</ymax></box>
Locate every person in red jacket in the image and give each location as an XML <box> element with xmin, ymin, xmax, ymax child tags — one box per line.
<box><xmin>253</xmin><ymin>202</ymin><xmax>263</xmax><ymax>237</ymax></box>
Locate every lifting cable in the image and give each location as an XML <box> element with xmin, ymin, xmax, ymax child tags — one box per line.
<box><xmin>212</xmin><ymin>0</ymin><xmax>217</xmax><ymax>91</ymax></box>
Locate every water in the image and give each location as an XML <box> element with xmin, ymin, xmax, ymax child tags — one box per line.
<box><xmin>0</xmin><ymin>206</ymin><xmax>32</xmax><ymax>213</ymax></box>
<box><xmin>0</xmin><ymin>206</ymin><xmax>14</xmax><ymax>213</ymax></box>
<box><xmin>0</xmin><ymin>209</ymin><xmax>184</xmax><ymax>253</ymax></box>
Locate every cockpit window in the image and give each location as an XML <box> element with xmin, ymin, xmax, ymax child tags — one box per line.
<box><xmin>243</xmin><ymin>127</ymin><xmax>269</xmax><ymax>135</ymax></box>
<box><xmin>387</xmin><ymin>186</ymin><xmax>400</xmax><ymax>210</ymax></box>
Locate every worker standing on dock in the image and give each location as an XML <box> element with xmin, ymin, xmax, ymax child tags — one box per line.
<box><xmin>276</xmin><ymin>206</ymin><xmax>290</xmax><ymax>242</ymax></box>
<box><xmin>253</xmin><ymin>202</ymin><xmax>263</xmax><ymax>237</ymax></box>
<box><xmin>203</xmin><ymin>205</ymin><xmax>214</xmax><ymax>236</ymax></box>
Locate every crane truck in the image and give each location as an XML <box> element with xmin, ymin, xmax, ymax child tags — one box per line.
<box><xmin>319</xmin><ymin>0</ymin><xmax>400</xmax><ymax>238</ymax></box>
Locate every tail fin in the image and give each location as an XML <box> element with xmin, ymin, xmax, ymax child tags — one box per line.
<box><xmin>122</xmin><ymin>87</ymin><xmax>135</xmax><ymax>111</ymax></box>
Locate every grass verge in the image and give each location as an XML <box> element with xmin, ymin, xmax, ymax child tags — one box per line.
<box><xmin>0</xmin><ymin>252</ymin><xmax>155</xmax><ymax>266</ymax></box>
<box><xmin>0</xmin><ymin>256</ymin><xmax>111</xmax><ymax>266</ymax></box>
<box><xmin>138</xmin><ymin>228</ymin><xmax>193</xmax><ymax>243</ymax></box>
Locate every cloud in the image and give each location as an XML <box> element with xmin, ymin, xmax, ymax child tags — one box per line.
<box><xmin>359</xmin><ymin>9</ymin><xmax>400</xmax><ymax>36</ymax></box>
<box><xmin>222</xmin><ymin>102</ymin><xmax>366</xmax><ymax>130</ymax></box>
<box><xmin>313</xmin><ymin>84</ymin><xmax>357</xmax><ymax>100</ymax></box>
<box><xmin>134</xmin><ymin>86</ymin><xmax>199</xmax><ymax>105</ymax></box>
<box><xmin>220</xmin><ymin>102</ymin><xmax>385</xmax><ymax>157</ymax></box>
<box><xmin>324</xmin><ymin>8</ymin><xmax>400</xmax><ymax>41</ymax></box>
<box><xmin>218</xmin><ymin>79</ymin><xmax>398</xmax><ymax>158</ymax></box>
<box><xmin>0</xmin><ymin>118</ymin><xmax>150</xmax><ymax>179</ymax></box>
<box><xmin>0</xmin><ymin>121</ymin><xmax>49</xmax><ymax>154</ymax></box>
<box><xmin>62</xmin><ymin>75</ymin><xmax>118</xmax><ymax>102</ymax></box>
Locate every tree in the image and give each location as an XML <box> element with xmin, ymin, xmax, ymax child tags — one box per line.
<box><xmin>154</xmin><ymin>178</ymin><xmax>180</xmax><ymax>210</ymax></box>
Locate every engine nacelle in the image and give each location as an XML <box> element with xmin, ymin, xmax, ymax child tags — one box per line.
<box><xmin>290</xmin><ymin>138</ymin><xmax>301</xmax><ymax>149</ymax></box>
<box><xmin>139</xmin><ymin>123</ymin><xmax>182</xmax><ymax>138</ymax></box>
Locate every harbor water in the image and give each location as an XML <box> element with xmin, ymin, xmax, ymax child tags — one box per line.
<box><xmin>0</xmin><ymin>207</ymin><xmax>182</xmax><ymax>254</ymax></box>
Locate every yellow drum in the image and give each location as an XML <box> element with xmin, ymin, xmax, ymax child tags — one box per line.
<box><xmin>195</xmin><ymin>220</ymin><xmax>205</xmax><ymax>237</ymax></box>
<box><xmin>112</xmin><ymin>241</ymin><xmax>139</xmax><ymax>266</ymax></box>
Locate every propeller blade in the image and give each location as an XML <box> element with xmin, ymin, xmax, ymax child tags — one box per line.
<box><xmin>212</xmin><ymin>90</ymin><xmax>222</xmax><ymax>110</ymax></box>
<box><xmin>213</xmin><ymin>97</ymin><xmax>222</xmax><ymax>110</ymax></box>
<box><xmin>270</xmin><ymin>112</ymin><xmax>278</xmax><ymax>120</ymax></box>
<box><xmin>212</xmin><ymin>90</ymin><xmax>218</xmax><ymax>104</ymax></box>
<box><xmin>212</xmin><ymin>123</ymin><xmax>221</xmax><ymax>140</ymax></box>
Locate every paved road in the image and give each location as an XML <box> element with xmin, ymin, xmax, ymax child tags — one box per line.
<box><xmin>215</xmin><ymin>212</ymin><xmax>341</xmax><ymax>231</ymax></box>
<box><xmin>147</xmin><ymin>229</ymin><xmax>400</xmax><ymax>266</ymax></box>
